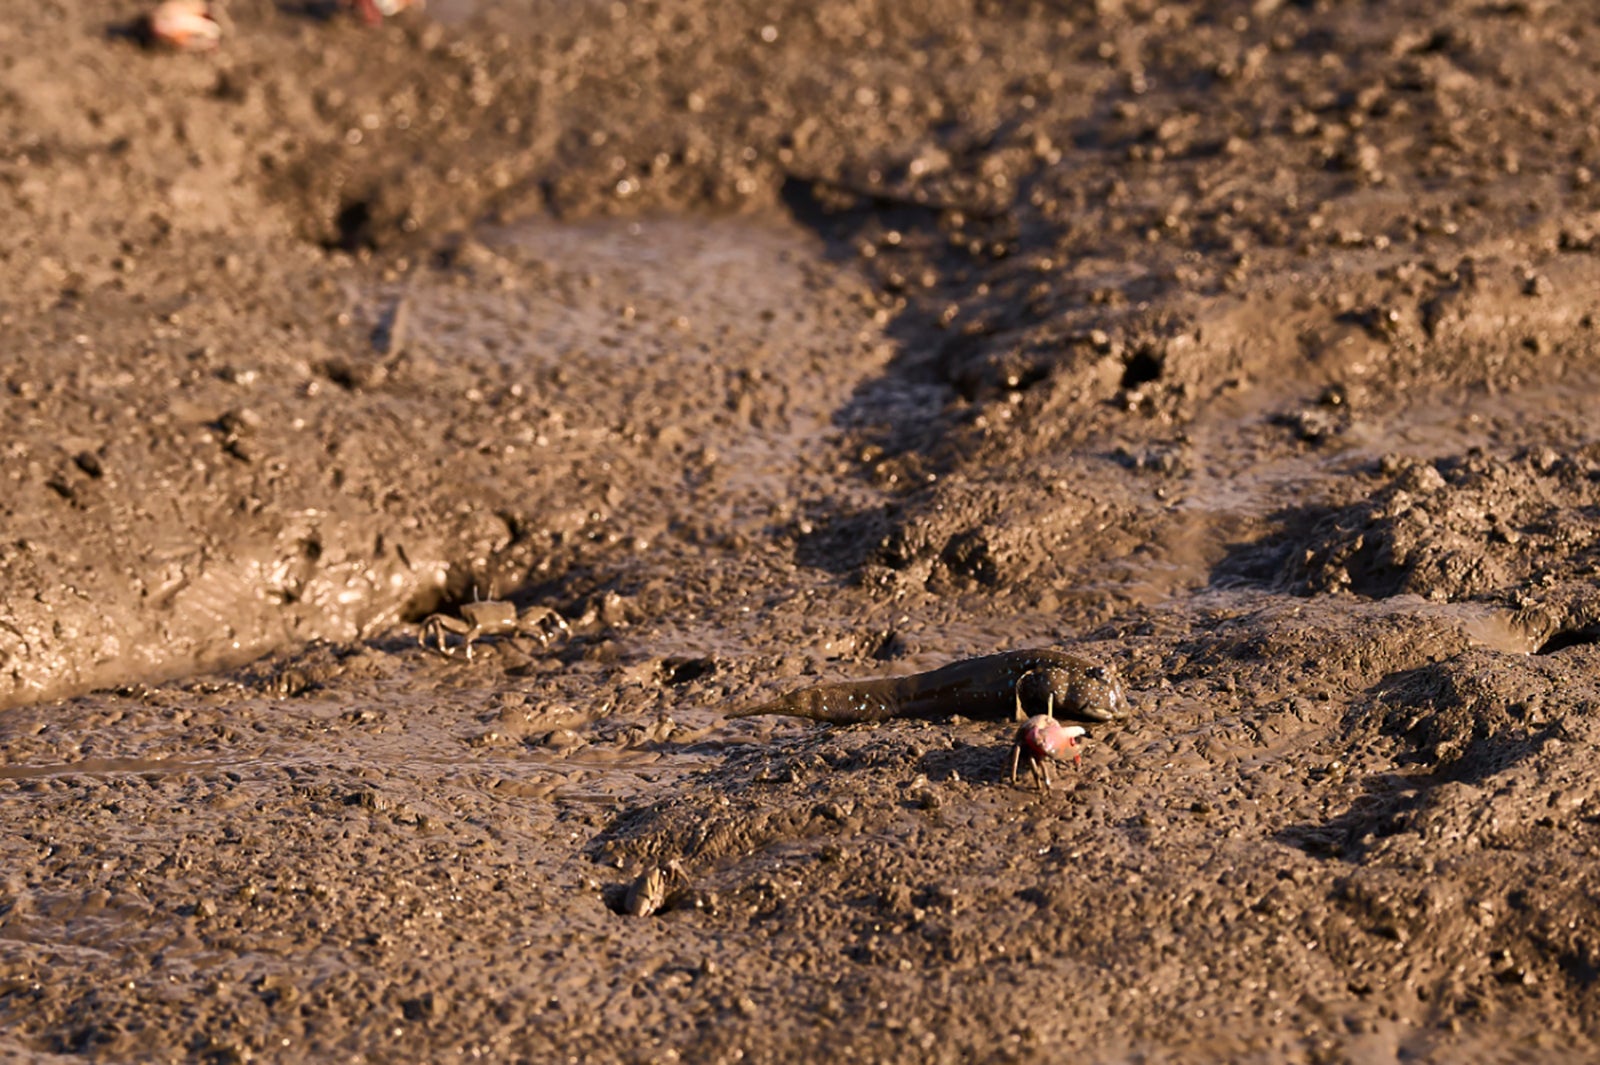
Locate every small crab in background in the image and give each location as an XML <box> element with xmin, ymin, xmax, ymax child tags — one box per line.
<box><xmin>143</xmin><ymin>0</ymin><xmax>221</xmax><ymax>50</ymax></box>
<box><xmin>1009</xmin><ymin>692</ymin><xmax>1087</xmax><ymax>792</ymax></box>
<box><xmin>418</xmin><ymin>592</ymin><xmax>567</xmax><ymax>661</ymax></box>
<box><xmin>347</xmin><ymin>0</ymin><xmax>422</xmax><ymax>25</ymax></box>
<box><xmin>622</xmin><ymin>860</ymin><xmax>688</xmax><ymax>918</ymax></box>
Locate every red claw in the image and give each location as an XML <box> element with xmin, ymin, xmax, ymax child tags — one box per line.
<box><xmin>1011</xmin><ymin>714</ymin><xmax>1088</xmax><ymax>790</ymax></box>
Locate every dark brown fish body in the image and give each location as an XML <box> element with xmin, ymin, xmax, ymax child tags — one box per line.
<box><xmin>728</xmin><ymin>649</ymin><xmax>1126</xmax><ymax>725</ymax></box>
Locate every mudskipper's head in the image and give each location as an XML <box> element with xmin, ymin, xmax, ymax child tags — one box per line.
<box><xmin>1018</xmin><ymin>662</ymin><xmax>1128</xmax><ymax>723</ymax></box>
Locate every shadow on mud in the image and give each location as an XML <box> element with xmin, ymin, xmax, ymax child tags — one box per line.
<box><xmin>791</xmin><ymin>501</ymin><xmax>894</xmax><ymax>575</ymax></box>
<box><xmin>1207</xmin><ymin>498</ymin><xmax>1377</xmax><ymax>596</ymax></box>
<box><xmin>777</xmin><ymin>170</ymin><xmax>1073</xmax><ymax>463</ymax></box>
<box><xmin>1280</xmin><ymin>662</ymin><xmax>1568</xmax><ymax>862</ymax></box>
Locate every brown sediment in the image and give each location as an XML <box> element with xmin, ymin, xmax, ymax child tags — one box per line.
<box><xmin>4</xmin><ymin>1</ymin><xmax>1600</xmax><ymax>1062</ymax></box>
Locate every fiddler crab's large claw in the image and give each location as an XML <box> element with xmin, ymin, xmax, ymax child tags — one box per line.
<box><xmin>418</xmin><ymin>596</ymin><xmax>567</xmax><ymax>661</ymax></box>
<box><xmin>1008</xmin><ymin>680</ymin><xmax>1088</xmax><ymax>792</ymax></box>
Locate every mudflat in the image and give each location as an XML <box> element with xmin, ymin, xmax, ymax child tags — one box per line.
<box><xmin>3</xmin><ymin>1</ymin><xmax>1600</xmax><ymax>1061</ymax></box>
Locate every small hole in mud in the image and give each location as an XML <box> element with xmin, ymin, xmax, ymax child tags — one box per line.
<box><xmin>73</xmin><ymin>452</ymin><xmax>104</xmax><ymax>479</ymax></box>
<box><xmin>1120</xmin><ymin>347</ymin><xmax>1164</xmax><ymax>387</ymax></box>
<box><xmin>661</xmin><ymin>657</ymin><xmax>716</xmax><ymax>685</ymax></box>
<box><xmin>600</xmin><ymin>883</ymin><xmax>635</xmax><ymax>916</ymax></box>
<box><xmin>328</xmin><ymin>199</ymin><xmax>375</xmax><ymax>252</ymax></box>
<box><xmin>1535</xmin><ymin>626</ymin><xmax>1600</xmax><ymax>655</ymax></box>
<box><xmin>871</xmin><ymin>631</ymin><xmax>909</xmax><ymax>661</ymax></box>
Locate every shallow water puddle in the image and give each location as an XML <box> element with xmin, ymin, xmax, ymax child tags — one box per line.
<box><xmin>0</xmin><ymin>756</ymin><xmax>227</xmax><ymax>782</ymax></box>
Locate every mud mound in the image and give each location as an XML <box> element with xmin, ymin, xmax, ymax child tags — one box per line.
<box><xmin>1292</xmin><ymin>448</ymin><xmax>1600</xmax><ymax>601</ymax></box>
<box><xmin>1368</xmin><ymin>648</ymin><xmax>1572</xmax><ymax>771</ymax></box>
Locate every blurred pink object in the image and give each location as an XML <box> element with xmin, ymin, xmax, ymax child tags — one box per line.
<box><xmin>145</xmin><ymin>0</ymin><xmax>221</xmax><ymax>50</ymax></box>
<box><xmin>348</xmin><ymin>0</ymin><xmax>422</xmax><ymax>25</ymax></box>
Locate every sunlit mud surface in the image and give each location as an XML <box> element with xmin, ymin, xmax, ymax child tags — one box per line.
<box><xmin>5</xmin><ymin>1</ymin><xmax>1600</xmax><ymax>1062</ymax></box>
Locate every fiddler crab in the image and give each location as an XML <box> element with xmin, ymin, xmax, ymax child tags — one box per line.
<box><xmin>418</xmin><ymin>593</ymin><xmax>567</xmax><ymax>661</ymax></box>
<box><xmin>1009</xmin><ymin>690</ymin><xmax>1088</xmax><ymax>792</ymax></box>
<box><xmin>623</xmin><ymin>860</ymin><xmax>687</xmax><ymax>918</ymax></box>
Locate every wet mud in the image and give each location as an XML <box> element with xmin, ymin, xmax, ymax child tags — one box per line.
<box><xmin>5</xmin><ymin>0</ymin><xmax>1600</xmax><ymax>1061</ymax></box>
